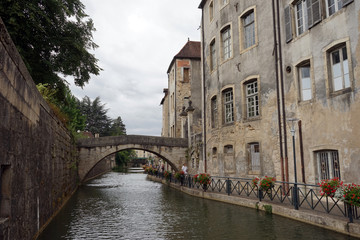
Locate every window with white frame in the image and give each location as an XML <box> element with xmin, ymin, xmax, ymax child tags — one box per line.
<box><xmin>248</xmin><ymin>142</ymin><xmax>260</xmax><ymax>173</ymax></box>
<box><xmin>243</xmin><ymin>10</ymin><xmax>255</xmax><ymax>49</ymax></box>
<box><xmin>211</xmin><ymin>96</ymin><xmax>218</xmax><ymax>128</ymax></box>
<box><xmin>223</xmin><ymin>89</ymin><xmax>234</xmax><ymax>124</ymax></box>
<box><xmin>245</xmin><ymin>80</ymin><xmax>259</xmax><ymax>118</ymax></box>
<box><xmin>209</xmin><ymin>1</ymin><xmax>214</xmax><ymax>21</ymax></box>
<box><xmin>295</xmin><ymin>0</ymin><xmax>308</xmax><ymax>36</ymax></box>
<box><xmin>317</xmin><ymin>150</ymin><xmax>341</xmax><ymax>180</ymax></box>
<box><xmin>298</xmin><ymin>63</ymin><xmax>312</xmax><ymax>101</ymax></box>
<box><xmin>330</xmin><ymin>46</ymin><xmax>350</xmax><ymax>91</ymax></box>
<box><xmin>326</xmin><ymin>0</ymin><xmax>342</xmax><ymax>16</ymax></box>
<box><xmin>210</xmin><ymin>40</ymin><xmax>216</xmax><ymax>71</ymax></box>
<box><xmin>221</xmin><ymin>26</ymin><xmax>232</xmax><ymax>61</ymax></box>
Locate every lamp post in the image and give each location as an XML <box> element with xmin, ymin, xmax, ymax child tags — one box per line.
<box><xmin>287</xmin><ymin>118</ymin><xmax>299</xmax><ymax>210</ymax></box>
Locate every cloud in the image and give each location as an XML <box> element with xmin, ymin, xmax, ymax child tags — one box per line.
<box><xmin>69</xmin><ymin>0</ymin><xmax>202</xmax><ymax>136</ymax></box>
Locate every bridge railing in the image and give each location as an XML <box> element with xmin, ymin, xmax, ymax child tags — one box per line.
<box><xmin>148</xmin><ymin>172</ymin><xmax>359</xmax><ymax>223</ymax></box>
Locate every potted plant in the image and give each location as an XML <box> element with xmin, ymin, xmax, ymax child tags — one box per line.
<box><xmin>319</xmin><ymin>177</ymin><xmax>342</xmax><ymax>198</ymax></box>
<box><xmin>164</xmin><ymin>170</ymin><xmax>171</xmax><ymax>181</ymax></box>
<box><xmin>194</xmin><ymin>173</ymin><xmax>211</xmax><ymax>191</ymax></box>
<box><xmin>174</xmin><ymin>170</ymin><xmax>185</xmax><ymax>185</ymax></box>
<box><xmin>259</xmin><ymin>176</ymin><xmax>276</xmax><ymax>192</ymax></box>
<box><xmin>251</xmin><ymin>177</ymin><xmax>259</xmax><ymax>188</ymax></box>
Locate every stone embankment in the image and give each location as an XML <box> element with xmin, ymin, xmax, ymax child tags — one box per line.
<box><xmin>148</xmin><ymin>175</ymin><xmax>360</xmax><ymax>239</ymax></box>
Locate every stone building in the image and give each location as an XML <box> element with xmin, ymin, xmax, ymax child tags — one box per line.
<box><xmin>161</xmin><ymin>40</ymin><xmax>203</xmax><ymax>173</ymax></box>
<box><xmin>197</xmin><ymin>0</ymin><xmax>360</xmax><ymax>184</ymax></box>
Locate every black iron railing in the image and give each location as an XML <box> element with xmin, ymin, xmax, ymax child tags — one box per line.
<box><xmin>148</xmin><ymin>171</ymin><xmax>359</xmax><ymax>223</ymax></box>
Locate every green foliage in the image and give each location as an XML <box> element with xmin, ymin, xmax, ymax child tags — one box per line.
<box><xmin>259</xmin><ymin>176</ymin><xmax>276</xmax><ymax>192</ymax></box>
<box><xmin>36</xmin><ymin>83</ymin><xmax>85</xmax><ymax>138</ymax></box>
<box><xmin>108</xmin><ymin>116</ymin><xmax>126</xmax><ymax>136</ymax></box>
<box><xmin>115</xmin><ymin>150</ymin><xmax>136</xmax><ymax>167</ymax></box>
<box><xmin>78</xmin><ymin>96</ymin><xmax>112</xmax><ymax>136</ymax></box>
<box><xmin>36</xmin><ymin>83</ymin><xmax>57</xmax><ymax>103</ymax></box>
<box><xmin>0</xmin><ymin>0</ymin><xmax>101</xmax><ymax>101</ymax></box>
<box><xmin>319</xmin><ymin>177</ymin><xmax>342</xmax><ymax>197</ymax></box>
<box><xmin>263</xmin><ymin>204</ymin><xmax>272</xmax><ymax>214</ymax></box>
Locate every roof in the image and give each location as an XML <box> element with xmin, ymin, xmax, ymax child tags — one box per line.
<box><xmin>167</xmin><ymin>40</ymin><xmax>201</xmax><ymax>73</ymax></box>
<box><xmin>199</xmin><ymin>0</ymin><xmax>207</xmax><ymax>8</ymax></box>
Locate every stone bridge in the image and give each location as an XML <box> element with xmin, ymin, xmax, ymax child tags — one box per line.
<box><xmin>77</xmin><ymin>135</ymin><xmax>188</xmax><ymax>182</ymax></box>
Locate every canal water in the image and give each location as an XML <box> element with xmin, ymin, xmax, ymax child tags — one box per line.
<box><xmin>38</xmin><ymin>172</ymin><xmax>356</xmax><ymax>240</ymax></box>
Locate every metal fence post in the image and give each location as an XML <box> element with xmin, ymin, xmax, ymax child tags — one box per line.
<box><xmin>226</xmin><ymin>178</ymin><xmax>231</xmax><ymax>195</ymax></box>
<box><xmin>347</xmin><ymin>203</ymin><xmax>354</xmax><ymax>223</ymax></box>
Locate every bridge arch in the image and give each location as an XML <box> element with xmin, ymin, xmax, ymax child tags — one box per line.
<box><xmin>77</xmin><ymin>135</ymin><xmax>188</xmax><ymax>182</ymax></box>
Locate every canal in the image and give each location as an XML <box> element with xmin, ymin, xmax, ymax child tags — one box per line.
<box><xmin>38</xmin><ymin>172</ymin><xmax>356</xmax><ymax>239</ymax></box>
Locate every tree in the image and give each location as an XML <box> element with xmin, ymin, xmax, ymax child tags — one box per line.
<box><xmin>0</xmin><ymin>0</ymin><xmax>101</xmax><ymax>100</ymax></box>
<box><xmin>36</xmin><ymin>83</ymin><xmax>86</xmax><ymax>136</ymax></box>
<box><xmin>78</xmin><ymin>96</ymin><xmax>112</xmax><ymax>136</ymax></box>
<box><xmin>108</xmin><ymin>116</ymin><xmax>126</xmax><ymax>136</ymax></box>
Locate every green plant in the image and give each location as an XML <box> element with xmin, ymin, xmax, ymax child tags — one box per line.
<box><xmin>252</xmin><ymin>177</ymin><xmax>259</xmax><ymax>188</ymax></box>
<box><xmin>259</xmin><ymin>176</ymin><xmax>276</xmax><ymax>192</ymax></box>
<box><xmin>263</xmin><ymin>204</ymin><xmax>272</xmax><ymax>214</ymax></box>
<box><xmin>164</xmin><ymin>170</ymin><xmax>171</xmax><ymax>181</ymax></box>
<box><xmin>174</xmin><ymin>171</ymin><xmax>185</xmax><ymax>181</ymax></box>
<box><xmin>319</xmin><ymin>177</ymin><xmax>342</xmax><ymax>197</ymax></box>
<box><xmin>335</xmin><ymin>183</ymin><xmax>360</xmax><ymax>207</ymax></box>
<box><xmin>194</xmin><ymin>173</ymin><xmax>211</xmax><ymax>185</ymax></box>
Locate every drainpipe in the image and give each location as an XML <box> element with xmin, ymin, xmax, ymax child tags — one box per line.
<box><xmin>201</xmin><ymin>7</ymin><xmax>207</xmax><ymax>173</ymax></box>
<box><xmin>276</xmin><ymin>0</ymin><xmax>289</xmax><ymax>183</ymax></box>
<box><xmin>272</xmin><ymin>0</ymin><xmax>285</xmax><ymax>183</ymax></box>
<box><xmin>298</xmin><ymin>120</ymin><xmax>306</xmax><ymax>183</ymax></box>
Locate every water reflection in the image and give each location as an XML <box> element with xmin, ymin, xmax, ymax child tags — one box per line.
<box><xmin>38</xmin><ymin>172</ymin><xmax>356</xmax><ymax>240</ymax></box>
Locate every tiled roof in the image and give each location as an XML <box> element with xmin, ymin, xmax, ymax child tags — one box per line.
<box><xmin>167</xmin><ymin>40</ymin><xmax>201</xmax><ymax>73</ymax></box>
<box><xmin>174</xmin><ymin>40</ymin><xmax>201</xmax><ymax>59</ymax></box>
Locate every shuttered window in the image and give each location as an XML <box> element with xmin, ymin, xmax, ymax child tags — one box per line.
<box><xmin>284</xmin><ymin>6</ymin><xmax>293</xmax><ymax>43</ymax></box>
<box><xmin>307</xmin><ymin>0</ymin><xmax>321</xmax><ymax>28</ymax></box>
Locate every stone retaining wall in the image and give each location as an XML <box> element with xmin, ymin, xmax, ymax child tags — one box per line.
<box><xmin>0</xmin><ymin>19</ymin><xmax>78</xmax><ymax>239</ymax></box>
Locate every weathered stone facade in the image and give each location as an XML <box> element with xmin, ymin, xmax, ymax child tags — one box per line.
<box><xmin>0</xmin><ymin>19</ymin><xmax>78</xmax><ymax>239</ymax></box>
<box><xmin>197</xmin><ymin>0</ymin><xmax>360</xmax><ymax>185</ymax></box>
<box><xmin>161</xmin><ymin>40</ymin><xmax>203</xmax><ymax>173</ymax></box>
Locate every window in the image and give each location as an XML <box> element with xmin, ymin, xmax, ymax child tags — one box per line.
<box><xmin>284</xmin><ymin>0</ymin><xmax>322</xmax><ymax>42</ymax></box>
<box><xmin>326</xmin><ymin>0</ymin><xmax>342</xmax><ymax>16</ymax></box>
<box><xmin>330</xmin><ymin>46</ymin><xmax>350</xmax><ymax>91</ymax></box>
<box><xmin>317</xmin><ymin>150</ymin><xmax>341</xmax><ymax>180</ymax></box>
<box><xmin>223</xmin><ymin>89</ymin><xmax>234</xmax><ymax>123</ymax></box>
<box><xmin>211</xmin><ymin>96</ymin><xmax>218</xmax><ymax>128</ymax></box>
<box><xmin>298</xmin><ymin>63</ymin><xmax>312</xmax><ymax>101</ymax></box>
<box><xmin>209</xmin><ymin>1</ymin><xmax>214</xmax><ymax>21</ymax></box>
<box><xmin>295</xmin><ymin>0</ymin><xmax>308</xmax><ymax>35</ymax></box>
<box><xmin>182</xmin><ymin>67</ymin><xmax>190</xmax><ymax>83</ymax></box>
<box><xmin>326</xmin><ymin>0</ymin><xmax>354</xmax><ymax>17</ymax></box>
<box><xmin>212</xmin><ymin>147</ymin><xmax>217</xmax><ymax>156</ymax></box>
<box><xmin>210</xmin><ymin>40</ymin><xmax>216</xmax><ymax>71</ymax></box>
<box><xmin>248</xmin><ymin>143</ymin><xmax>260</xmax><ymax>173</ymax></box>
<box><xmin>243</xmin><ymin>10</ymin><xmax>255</xmax><ymax>49</ymax></box>
<box><xmin>245</xmin><ymin>80</ymin><xmax>259</xmax><ymax>118</ymax></box>
<box><xmin>224</xmin><ymin>145</ymin><xmax>233</xmax><ymax>154</ymax></box>
<box><xmin>221</xmin><ymin>26</ymin><xmax>232</xmax><ymax>61</ymax></box>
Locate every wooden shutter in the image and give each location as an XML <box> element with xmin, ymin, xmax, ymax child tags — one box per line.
<box><xmin>311</xmin><ymin>0</ymin><xmax>321</xmax><ymax>26</ymax></box>
<box><xmin>306</xmin><ymin>0</ymin><xmax>313</xmax><ymax>27</ymax></box>
<box><xmin>284</xmin><ymin>6</ymin><xmax>293</xmax><ymax>43</ymax></box>
<box><xmin>308</xmin><ymin>0</ymin><xmax>321</xmax><ymax>28</ymax></box>
<box><xmin>342</xmin><ymin>0</ymin><xmax>354</xmax><ymax>7</ymax></box>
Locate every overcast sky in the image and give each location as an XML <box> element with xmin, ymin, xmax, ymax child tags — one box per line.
<box><xmin>69</xmin><ymin>1</ymin><xmax>202</xmax><ymax>136</ymax></box>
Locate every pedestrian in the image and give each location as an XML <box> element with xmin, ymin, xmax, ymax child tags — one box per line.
<box><xmin>182</xmin><ymin>163</ymin><xmax>188</xmax><ymax>174</ymax></box>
